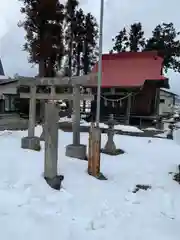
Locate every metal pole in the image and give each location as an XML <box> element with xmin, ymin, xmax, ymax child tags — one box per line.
<box><xmin>96</xmin><ymin>0</ymin><xmax>104</xmax><ymax>127</ymax></box>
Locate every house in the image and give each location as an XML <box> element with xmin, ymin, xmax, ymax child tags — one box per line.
<box><xmin>0</xmin><ymin>58</ymin><xmax>18</xmax><ymax>113</ymax></box>
<box><xmin>159</xmin><ymin>89</ymin><xmax>178</xmax><ymax>116</ymax></box>
<box><xmin>86</xmin><ymin>51</ymin><xmax>169</xmax><ymax>126</ymax></box>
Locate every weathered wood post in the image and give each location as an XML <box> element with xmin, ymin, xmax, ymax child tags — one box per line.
<box><xmin>88</xmin><ymin>123</ymin><xmax>106</xmax><ymax>180</ymax></box>
<box><xmin>21</xmin><ymin>86</ymin><xmax>41</xmax><ymax>151</ymax></box>
<box><xmin>44</xmin><ymin>100</ymin><xmax>64</xmax><ymax>190</ymax></box>
<box><xmin>126</xmin><ymin>94</ymin><xmax>131</xmax><ymax>125</ymax></box>
<box><xmin>88</xmin><ymin>122</ymin><xmax>94</xmax><ymax>175</ymax></box>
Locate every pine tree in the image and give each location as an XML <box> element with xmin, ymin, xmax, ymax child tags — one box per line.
<box><xmin>145</xmin><ymin>23</ymin><xmax>180</xmax><ymax>72</ymax></box>
<box><xmin>112</xmin><ymin>27</ymin><xmax>128</xmax><ymax>52</ymax></box>
<box><xmin>19</xmin><ymin>0</ymin><xmax>65</xmax><ymax>77</ymax></box>
<box><xmin>111</xmin><ymin>22</ymin><xmax>180</xmax><ymax>73</ymax></box>
<box><xmin>111</xmin><ymin>23</ymin><xmax>145</xmax><ymax>53</ymax></box>
<box><xmin>64</xmin><ymin>0</ymin><xmax>79</xmax><ymax>77</ymax></box>
<box><xmin>73</xmin><ymin>8</ymin><xmax>85</xmax><ymax>76</ymax></box>
<box><xmin>82</xmin><ymin>12</ymin><xmax>98</xmax><ymax>74</ymax></box>
<box><xmin>129</xmin><ymin>22</ymin><xmax>145</xmax><ymax>51</ymax></box>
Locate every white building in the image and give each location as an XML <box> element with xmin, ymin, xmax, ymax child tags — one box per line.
<box><xmin>0</xmin><ymin>58</ymin><xmax>19</xmax><ymax>113</ymax></box>
<box><xmin>159</xmin><ymin>89</ymin><xmax>178</xmax><ymax>116</ymax></box>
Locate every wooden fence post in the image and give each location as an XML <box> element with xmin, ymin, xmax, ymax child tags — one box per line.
<box><xmin>88</xmin><ymin>123</ymin><xmax>106</xmax><ymax>180</ymax></box>
<box><xmin>88</xmin><ymin>123</ymin><xmax>94</xmax><ymax>175</ymax></box>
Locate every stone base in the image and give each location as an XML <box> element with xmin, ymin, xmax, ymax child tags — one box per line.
<box><xmin>101</xmin><ymin>148</ymin><xmax>125</xmax><ymax>155</ymax></box>
<box><xmin>44</xmin><ymin>175</ymin><xmax>64</xmax><ymax>190</ymax></box>
<box><xmin>21</xmin><ymin>136</ymin><xmax>41</xmax><ymax>151</ymax></box>
<box><xmin>167</xmin><ymin>133</ymin><xmax>173</xmax><ymax>140</ymax></box>
<box><xmin>66</xmin><ymin>144</ymin><xmax>87</xmax><ymax>160</ymax></box>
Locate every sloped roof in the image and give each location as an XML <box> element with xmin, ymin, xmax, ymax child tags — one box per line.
<box><xmin>92</xmin><ymin>51</ymin><xmax>168</xmax><ymax>88</ymax></box>
<box><xmin>0</xmin><ymin>58</ymin><xmax>4</xmax><ymax>76</ymax></box>
<box><xmin>0</xmin><ymin>58</ymin><xmax>18</xmax><ymax>85</ymax></box>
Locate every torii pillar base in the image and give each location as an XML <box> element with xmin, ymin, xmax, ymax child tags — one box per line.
<box><xmin>21</xmin><ymin>136</ymin><xmax>41</xmax><ymax>151</ymax></box>
<box><xmin>44</xmin><ymin>175</ymin><xmax>64</xmax><ymax>190</ymax></box>
<box><xmin>65</xmin><ymin>144</ymin><xmax>87</xmax><ymax>160</ymax></box>
<box><xmin>40</xmin><ymin>125</ymin><xmax>45</xmax><ymax>141</ymax></box>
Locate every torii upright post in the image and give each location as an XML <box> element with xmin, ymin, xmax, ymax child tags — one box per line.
<box><xmin>65</xmin><ymin>84</ymin><xmax>87</xmax><ymax>160</ymax></box>
<box><xmin>44</xmin><ymin>100</ymin><xmax>64</xmax><ymax>190</ymax></box>
<box><xmin>21</xmin><ymin>85</ymin><xmax>41</xmax><ymax>151</ymax></box>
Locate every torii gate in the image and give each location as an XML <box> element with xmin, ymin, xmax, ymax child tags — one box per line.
<box><xmin>18</xmin><ymin>74</ymin><xmax>96</xmax><ymax>189</ymax></box>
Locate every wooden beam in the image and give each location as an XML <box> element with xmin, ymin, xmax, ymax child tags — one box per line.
<box><xmin>18</xmin><ymin>73</ymin><xmax>97</xmax><ymax>87</ymax></box>
<box><xmin>20</xmin><ymin>93</ymin><xmax>94</xmax><ymax>101</ymax></box>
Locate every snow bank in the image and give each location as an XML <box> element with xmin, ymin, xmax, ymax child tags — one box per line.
<box><xmin>114</xmin><ymin>124</ymin><xmax>143</xmax><ymax>132</ymax></box>
<box><xmin>80</xmin><ymin>120</ymin><xmax>108</xmax><ymax>129</ymax></box>
<box><xmin>59</xmin><ymin>118</ymin><xmax>142</xmax><ymax>133</ymax></box>
<box><xmin>144</xmin><ymin>127</ymin><xmax>158</xmax><ymax>131</ymax></box>
<box><xmin>0</xmin><ymin>127</ymin><xmax>180</xmax><ymax>239</ymax></box>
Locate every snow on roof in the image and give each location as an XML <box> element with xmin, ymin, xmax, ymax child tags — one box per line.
<box><xmin>0</xmin><ymin>75</ymin><xmax>9</xmax><ymax>79</ymax></box>
<box><xmin>0</xmin><ymin>76</ymin><xmax>17</xmax><ymax>85</ymax></box>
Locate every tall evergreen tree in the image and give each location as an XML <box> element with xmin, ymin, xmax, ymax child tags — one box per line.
<box><xmin>73</xmin><ymin>8</ymin><xmax>85</xmax><ymax>76</ymax></box>
<box><xmin>64</xmin><ymin>0</ymin><xmax>79</xmax><ymax>77</ymax></box>
<box><xmin>129</xmin><ymin>22</ymin><xmax>145</xmax><ymax>51</ymax></box>
<box><xmin>19</xmin><ymin>0</ymin><xmax>65</xmax><ymax>77</ymax></box>
<box><xmin>82</xmin><ymin>12</ymin><xmax>98</xmax><ymax>74</ymax></box>
<box><xmin>112</xmin><ymin>27</ymin><xmax>128</xmax><ymax>53</ymax></box>
<box><xmin>145</xmin><ymin>23</ymin><xmax>180</xmax><ymax>72</ymax></box>
<box><xmin>64</xmin><ymin>3</ymin><xmax>98</xmax><ymax>76</ymax></box>
<box><xmin>111</xmin><ymin>23</ymin><xmax>145</xmax><ymax>53</ymax></box>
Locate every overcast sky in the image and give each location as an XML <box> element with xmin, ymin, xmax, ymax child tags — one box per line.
<box><xmin>0</xmin><ymin>0</ymin><xmax>180</xmax><ymax>93</ymax></box>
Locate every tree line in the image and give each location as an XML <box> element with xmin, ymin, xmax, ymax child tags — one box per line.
<box><xmin>16</xmin><ymin>1</ymin><xmax>180</xmax><ymax>116</ymax></box>
<box><xmin>19</xmin><ymin>0</ymin><xmax>180</xmax><ymax>76</ymax></box>
<box><xmin>18</xmin><ymin>0</ymin><xmax>98</xmax><ymax>78</ymax></box>
<box><xmin>111</xmin><ymin>22</ymin><xmax>180</xmax><ymax>73</ymax></box>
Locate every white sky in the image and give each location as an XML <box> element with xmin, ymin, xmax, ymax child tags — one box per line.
<box><xmin>0</xmin><ymin>0</ymin><xmax>180</xmax><ymax>94</ymax></box>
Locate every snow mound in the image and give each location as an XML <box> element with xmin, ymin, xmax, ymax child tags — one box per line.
<box><xmin>114</xmin><ymin>124</ymin><xmax>143</xmax><ymax>132</ymax></box>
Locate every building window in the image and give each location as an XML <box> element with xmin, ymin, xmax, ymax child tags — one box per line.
<box><xmin>160</xmin><ymin>99</ymin><xmax>165</xmax><ymax>103</ymax></box>
<box><xmin>4</xmin><ymin>95</ymin><xmax>16</xmax><ymax>112</ymax></box>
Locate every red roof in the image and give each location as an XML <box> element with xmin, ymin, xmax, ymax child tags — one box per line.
<box><xmin>92</xmin><ymin>51</ymin><xmax>168</xmax><ymax>88</ymax></box>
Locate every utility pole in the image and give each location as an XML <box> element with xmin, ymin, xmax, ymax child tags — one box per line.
<box><xmin>87</xmin><ymin>0</ymin><xmax>106</xmax><ymax>181</ymax></box>
<box><xmin>96</xmin><ymin>0</ymin><xmax>104</xmax><ymax>127</ymax></box>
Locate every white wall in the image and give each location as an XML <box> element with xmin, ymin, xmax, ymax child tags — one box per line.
<box><xmin>0</xmin><ymin>82</ymin><xmax>18</xmax><ymax>98</ymax></box>
<box><xmin>159</xmin><ymin>90</ymin><xmax>174</xmax><ymax>115</ymax></box>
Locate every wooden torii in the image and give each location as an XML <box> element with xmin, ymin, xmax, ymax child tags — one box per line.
<box><xmin>18</xmin><ymin>74</ymin><xmax>97</xmax><ymax>189</ymax></box>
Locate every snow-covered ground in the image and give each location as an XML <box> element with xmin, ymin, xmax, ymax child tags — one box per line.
<box><xmin>59</xmin><ymin>117</ymin><xmax>143</xmax><ymax>133</ymax></box>
<box><xmin>0</xmin><ymin>126</ymin><xmax>180</xmax><ymax>239</ymax></box>
<box><xmin>80</xmin><ymin>120</ymin><xmax>143</xmax><ymax>132</ymax></box>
